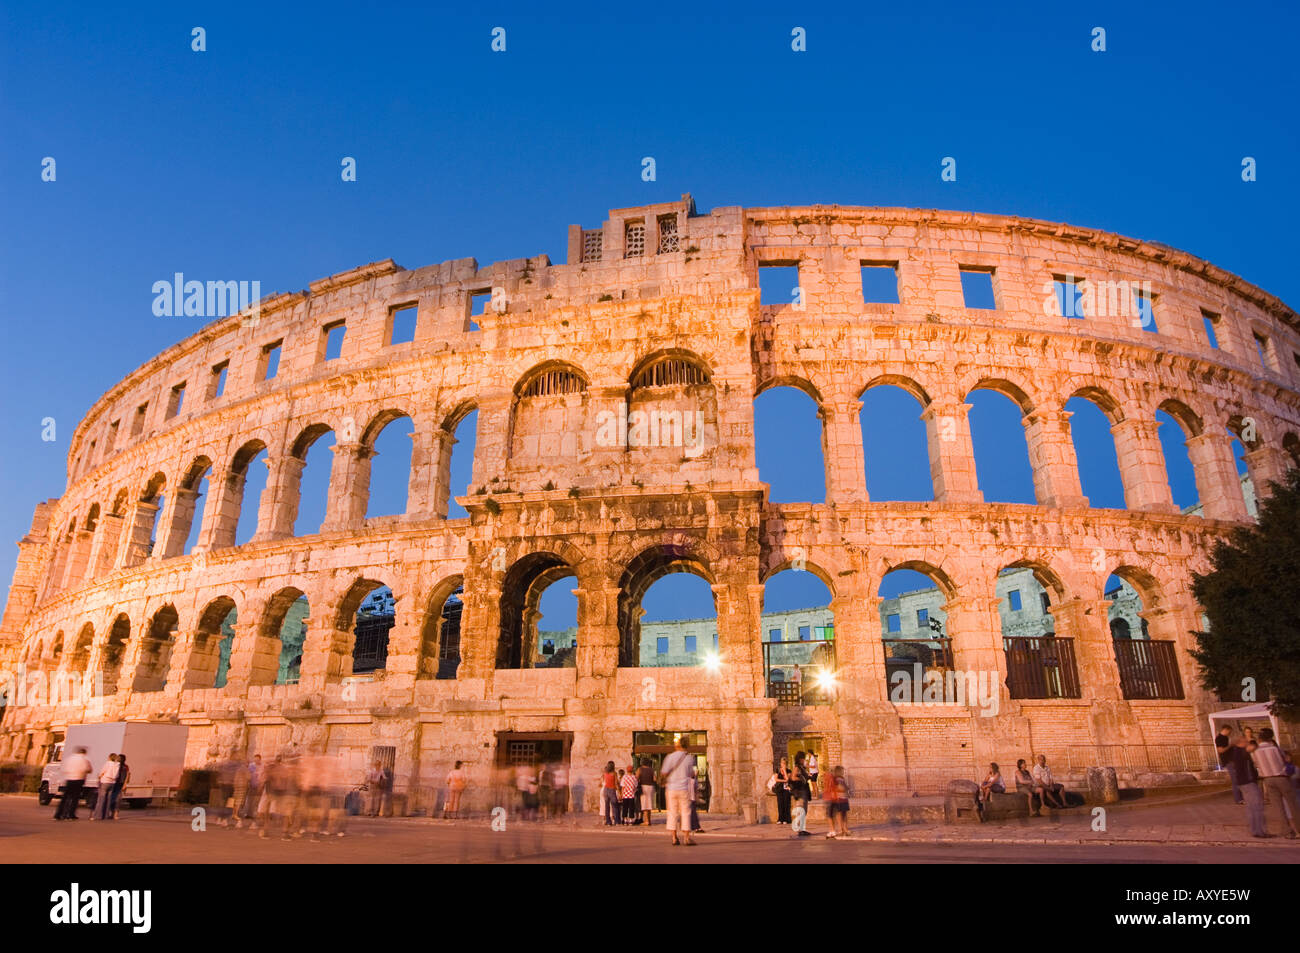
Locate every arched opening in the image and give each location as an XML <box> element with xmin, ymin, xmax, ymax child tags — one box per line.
<box><xmin>100</xmin><ymin>614</ymin><xmax>131</xmax><ymax>695</ymax></box>
<box><xmin>860</xmin><ymin>380</ymin><xmax>933</xmax><ymax>501</ymax></box>
<box><xmin>1225</xmin><ymin>425</ymin><xmax>1257</xmax><ymax>517</ymax></box>
<box><xmin>292</xmin><ymin>425</ymin><xmax>335</xmax><ymax>536</ymax></box>
<box><xmin>1106</xmin><ymin>569</ymin><xmax>1183</xmax><ymax>700</ymax></box>
<box><xmin>231</xmin><ymin>440</ymin><xmax>268</xmax><ymax>546</ymax></box>
<box><xmin>364</xmin><ymin>414</ymin><xmax>413</xmax><ymax>518</ymax></box>
<box><xmin>179</xmin><ymin>458</ymin><xmax>213</xmax><ymax>555</ymax></box>
<box><xmin>1065</xmin><ymin>393</ymin><xmax>1125</xmax><ymax>509</ymax></box>
<box><xmin>1156</xmin><ymin>402</ymin><xmax>1201</xmax><ymax>511</ymax></box>
<box><xmin>418</xmin><ymin>576</ymin><xmax>464</xmax><ymax>680</ymax></box>
<box><xmin>754</xmin><ymin>383</ymin><xmax>825</xmax><ymax>503</ymax></box>
<box><xmin>259</xmin><ymin>587</ymin><xmax>309</xmax><ymax>686</ymax></box>
<box><xmin>1284</xmin><ymin>432</ymin><xmax>1300</xmax><ymax>471</ymax></box>
<box><xmin>132</xmin><ymin>604</ymin><xmax>178</xmax><ymax>692</ymax></box>
<box><xmin>625</xmin><ymin>351</ymin><xmax>717</xmax><ymax>461</ymax></box>
<box><xmin>967</xmin><ymin>385</ymin><xmax>1035</xmax><ymax>504</ymax></box>
<box><xmin>617</xmin><ymin>545</ymin><xmax>716</xmax><ymax>668</ymax></box>
<box><xmin>998</xmin><ymin>564</ymin><xmax>1079</xmax><ymax>698</ymax></box>
<box><xmin>510</xmin><ymin>363</ymin><xmax>590</xmax><ymax>472</ymax></box>
<box><xmin>497</xmin><ymin>554</ymin><xmax>578</xmax><ymax>669</ymax></box>
<box><xmin>189</xmin><ymin>596</ymin><xmax>237</xmax><ymax>690</ymax></box>
<box><xmin>761</xmin><ymin>566</ymin><xmax>835</xmax><ymax>704</ymax></box>
<box><xmin>50</xmin><ymin>631</ymin><xmax>64</xmax><ymax>665</ymax></box>
<box><xmin>70</xmin><ymin>623</ymin><xmax>94</xmax><ymax>674</ymax></box>
<box><xmin>338</xmin><ymin>580</ymin><xmax>395</xmax><ymax>675</ymax></box>
<box><xmin>444</xmin><ymin>409</ymin><xmax>478</xmax><ymax>519</ymax></box>
<box><xmin>879</xmin><ymin>566</ymin><xmax>953</xmax><ymax>702</ymax></box>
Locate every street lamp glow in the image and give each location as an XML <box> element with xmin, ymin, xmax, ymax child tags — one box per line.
<box><xmin>813</xmin><ymin>668</ymin><xmax>837</xmax><ymax>691</ymax></box>
<box><xmin>703</xmin><ymin>651</ymin><xmax>723</xmax><ymax>673</ymax></box>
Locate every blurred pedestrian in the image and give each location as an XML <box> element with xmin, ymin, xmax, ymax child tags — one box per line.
<box><xmin>91</xmin><ymin>753</ymin><xmax>118</xmax><ymax>820</ymax></box>
<box><xmin>54</xmin><ymin>746</ymin><xmax>92</xmax><ymax>820</ymax></box>
<box><xmin>366</xmin><ymin>760</ymin><xmax>386</xmax><ymax>816</ymax></box>
<box><xmin>445</xmin><ymin>761</ymin><xmax>467</xmax><ymax>818</ymax></box>
<box><xmin>659</xmin><ymin>736</ymin><xmax>696</xmax><ymax>846</ymax></box>
<box><xmin>110</xmin><ymin>755</ymin><xmax>129</xmax><ymax>818</ymax></box>
<box><xmin>620</xmin><ymin>764</ymin><xmax>639</xmax><ymax>823</ymax></box>
<box><xmin>824</xmin><ymin>765</ymin><xmax>850</xmax><ymax>838</ymax></box>
<box><xmin>636</xmin><ymin>757</ymin><xmax>656</xmax><ymax>825</ymax></box>
<box><xmin>601</xmin><ymin>761</ymin><xmax>620</xmax><ymax>826</ymax></box>
<box><xmin>789</xmin><ymin>751</ymin><xmax>811</xmax><ymax>837</ymax></box>
<box><xmin>228</xmin><ymin>759</ymin><xmax>251</xmax><ymax>828</ymax></box>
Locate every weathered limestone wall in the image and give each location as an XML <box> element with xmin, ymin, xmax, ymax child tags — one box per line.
<box><xmin>3</xmin><ymin>197</ymin><xmax>1299</xmax><ymax>806</ymax></box>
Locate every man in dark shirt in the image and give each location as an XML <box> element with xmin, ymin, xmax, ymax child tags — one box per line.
<box><xmin>1216</xmin><ymin>736</ymin><xmax>1269</xmax><ymax>838</ymax></box>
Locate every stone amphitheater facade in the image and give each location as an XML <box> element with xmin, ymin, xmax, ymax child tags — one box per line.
<box><xmin>3</xmin><ymin>194</ymin><xmax>1299</xmax><ymax>812</ymax></box>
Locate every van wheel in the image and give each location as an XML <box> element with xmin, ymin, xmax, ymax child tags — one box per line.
<box><xmin>128</xmin><ymin>798</ymin><xmax>149</xmax><ymax>810</ymax></box>
<box><xmin>37</xmin><ymin>782</ymin><xmax>51</xmax><ymax>806</ymax></box>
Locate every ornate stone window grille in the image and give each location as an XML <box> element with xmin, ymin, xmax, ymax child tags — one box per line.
<box><xmin>624</xmin><ymin>221</ymin><xmax>645</xmax><ymax>258</ymax></box>
<box><xmin>519</xmin><ymin>366</ymin><xmax>588</xmax><ymax>398</ymax></box>
<box><xmin>657</xmin><ymin>214</ymin><xmax>679</xmax><ymax>253</ymax></box>
<box><xmin>582</xmin><ymin>229</ymin><xmax>603</xmax><ymax>263</ymax></box>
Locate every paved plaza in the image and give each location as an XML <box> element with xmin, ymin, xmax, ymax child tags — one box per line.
<box><xmin>4</xmin><ymin>789</ymin><xmax>1295</xmax><ymax>864</ymax></box>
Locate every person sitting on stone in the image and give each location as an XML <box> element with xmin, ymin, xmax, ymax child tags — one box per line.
<box><xmin>1031</xmin><ymin>755</ymin><xmax>1067</xmax><ymax>809</ymax></box>
<box><xmin>1014</xmin><ymin>759</ymin><xmax>1040</xmax><ymax>816</ymax></box>
<box><xmin>976</xmin><ymin>762</ymin><xmax>1004</xmax><ymax>819</ymax></box>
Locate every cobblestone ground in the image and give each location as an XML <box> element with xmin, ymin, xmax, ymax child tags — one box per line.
<box><xmin>3</xmin><ymin>790</ymin><xmax>1296</xmax><ymax>863</ymax></box>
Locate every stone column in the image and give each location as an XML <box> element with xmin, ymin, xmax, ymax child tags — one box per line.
<box><xmin>1051</xmin><ymin>596</ymin><xmax>1142</xmax><ymax>748</ymax></box>
<box><xmin>712</xmin><ymin>581</ymin><xmax>764</xmax><ymax>699</ymax></box>
<box><xmin>297</xmin><ymin>622</ymin><xmax>352</xmax><ymax>693</ymax></box>
<box><xmin>945</xmin><ymin>595</ymin><xmax>1007</xmax><ymax>699</ymax></box>
<box><xmin>60</xmin><ymin>529</ymin><xmax>95</xmax><ymax>592</ymax></box>
<box><xmin>111</xmin><ymin>619</ymin><xmax>151</xmax><ymax>697</ymax></box>
<box><xmin>821</xmin><ymin>400</ymin><xmax>869</xmax><ymax>504</ymax></box>
<box><xmin>1110</xmin><ymin>418</ymin><xmax>1178</xmax><ymax>513</ymax></box>
<box><xmin>155</xmin><ymin>487</ymin><xmax>199</xmax><ymax>559</ymax></box>
<box><xmin>1024</xmin><ymin>409</ymin><xmax>1089</xmax><ymax>508</ymax></box>
<box><xmin>320</xmin><ymin>441</ymin><xmax>373</xmax><ymax>533</ymax></box>
<box><xmin>252</xmin><ymin>454</ymin><xmax>305</xmax><ymax>542</ymax></box>
<box><xmin>1242</xmin><ymin>445</ymin><xmax>1289</xmax><ymax>502</ymax></box>
<box><xmin>222</xmin><ymin>620</ymin><xmax>282</xmax><ymax>691</ymax></box>
<box><xmin>406</xmin><ymin>420</ymin><xmax>445</xmax><ymax>520</ymax></box>
<box><xmin>470</xmin><ymin>395</ymin><xmax>512</xmax><ymax>490</ymax></box>
<box><xmin>198</xmin><ymin>467</ymin><xmax>245</xmax><ymax>551</ymax></box>
<box><xmin>89</xmin><ymin>514</ymin><xmax>123</xmax><ymax>578</ymax></box>
<box><xmin>1185</xmin><ymin>431</ymin><xmax>1250</xmax><ymax>521</ymax></box>
<box><xmin>429</xmin><ymin>427</ymin><xmax>457</xmax><ymax>517</ymax></box>
<box><xmin>162</xmin><ymin>631</ymin><xmax>195</xmax><ymax>697</ymax></box>
<box><xmin>832</xmin><ymin>591</ymin><xmax>889</xmax><ymax>705</ymax></box>
<box><xmin>922</xmin><ymin>401</ymin><xmax>982</xmax><ymax>503</ymax></box>
<box><xmin>116</xmin><ymin>500</ymin><xmax>158</xmax><ymax>568</ymax></box>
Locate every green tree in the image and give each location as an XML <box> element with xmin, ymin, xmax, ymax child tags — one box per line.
<box><xmin>1190</xmin><ymin>468</ymin><xmax>1300</xmax><ymax>720</ymax></box>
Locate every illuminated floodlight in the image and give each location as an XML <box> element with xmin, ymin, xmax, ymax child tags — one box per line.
<box><xmin>702</xmin><ymin>651</ymin><xmax>723</xmax><ymax>673</ymax></box>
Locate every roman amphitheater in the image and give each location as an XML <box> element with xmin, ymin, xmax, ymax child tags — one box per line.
<box><xmin>3</xmin><ymin>195</ymin><xmax>1298</xmax><ymax>813</ymax></box>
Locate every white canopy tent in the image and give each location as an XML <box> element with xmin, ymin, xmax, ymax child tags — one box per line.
<box><xmin>1207</xmin><ymin>702</ymin><xmax>1281</xmax><ymax>741</ymax></box>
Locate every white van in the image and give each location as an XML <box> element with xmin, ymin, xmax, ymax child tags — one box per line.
<box><xmin>39</xmin><ymin>721</ymin><xmax>190</xmax><ymax>809</ymax></box>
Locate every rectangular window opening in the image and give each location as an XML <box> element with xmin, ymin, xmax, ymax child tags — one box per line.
<box><xmin>165</xmin><ymin>382</ymin><xmax>186</xmax><ymax>419</ymax></box>
<box><xmin>798</xmin><ymin>625</ymin><xmax>811</xmax><ymax>642</ymax></box>
<box><xmin>1254</xmin><ymin>332</ymin><xmax>1275</xmax><ymax>370</ymax></box>
<box><xmin>389</xmin><ymin>304</ymin><xmax>418</xmax><ymax>345</ymax></box>
<box><xmin>1008</xmin><ymin>589</ymin><xmax>1023</xmax><ymax>612</ymax></box>
<box><xmin>860</xmin><ymin>261</ymin><xmax>900</xmax><ymax>304</ymax></box>
<box><xmin>469</xmin><ymin>289</ymin><xmax>492</xmax><ymax>318</ymax></box>
<box><xmin>886</xmin><ymin>613</ymin><xmax>901</xmax><ymax>634</ymax></box>
<box><xmin>655</xmin><ymin>637</ymin><xmax>668</xmax><ymax>656</ymax></box>
<box><xmin>1201</xmin><ymin>309</ymin><xmax>1220</xmax><ymax>349</ymax></box>
<box><xmin>959</xmin><ymin>267</ymin><xmax>997</xmax><ymax>309</ymax></box>
<box><xmin>106</xmin><ymin>420</ymin><xmax>119</xmax><ymax>454</ymax></box>
<box><xmin>768</xmin><ymin>627</ymin><xmax>782</xmax><ymax>642</ymax></box>
<box><xmin>759</xmin><ymin>262</ymin><xmax>801</xmax><ymax>306</ymax></box>
<box><xmin>684</xmin><ymin>635</ymin><xmax>697</xmax><ymax>654</ymax></box>
<box><xmin>1133</xmin><ymin>289</ymin><xmax>1158</xmax><ymax>333</ymax></box>
<box><xmin>131</xmin><ymin>403</ymin><xmax>148</xmax><ymax>437</ymax></box>
<box><xmin>322</xmin><ymin>321</ymin><xmax>346</xmax><ymax>361</ymax></box>
<box><xmin>1053</xmin><ymin>274</ymin><xmax>1086</xmax><ymax>319</ymax></box>
<box><xmin>916</xmin><ymin>608</ymin><xmax>929</xmax><ymax>627</ymax></box>
<box><xmin>209</xmin><ymin>360</ymin><xmax>229</xmax><ymax>400</ymax></box>
<box><xmin>261</xmin><ymin>341</ymin><xmax>282</xmax><ymax>381</ymax></box>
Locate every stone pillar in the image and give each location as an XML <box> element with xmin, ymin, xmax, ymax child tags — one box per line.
<box><xmin>199</xmin><ymin>467</ymin><xmax>245</xmax><ymax>551</ymax></box>
<box><xmin>253</xmin><ymin>455</ymin><xmax>305</xmax><ymax>542</ymax></box>
<box><xmin>1052</xmin><ymin>596</ymin><xmax>1143</xmax><ymax>748</ymax></box>
<box><xmin>116</xmin><ymin>500</ymin><xmax>158</xmax><ymax>568</ymax></box>
<box><xmin>922</xmin><ymin>401</ymin><xmax>982</xmax><ymax>503</ymax></box>
<box><xmin>470</xmin><ymin>395</ymin><xmax>512</xmax><ymax>489</ymax></box>
<box><xmin>821</xmin><ymin>400</ymin><xmax>869</xmax><ymax>504</ymax></box>
<box><xmin>88</xmin><ymin>514</ymin><xmax>123</xmax><ymax>578</ymax></box>
<box><xmin>1185</xmin><ymin>431</ymin><xmax>1250</xmax><ymax>521</ymax></box>
<box><xmin>430</xmin><ymin>427</ymin><xmax>457</xmax><ymax>517</ymax></box>
<box><xmin>155</xmin><ymin>487</ymin><xmax>199</xmax><ymax>559</ymax></box>
<box><xmin>1111</xmin><ymin>418</ymin><xmax>1178</xmax><ymax>513</ymax></box>
<box><xmin>381</xmin><ymin>615</ymin><xmax>422</xmax><ymax>694</ymax></box>
<box><xmin>223</xmin><ymin>620</ymin><xmax>282</xmax><ymax>691</ymax></box>
<box><xmin>320</xmin><ymin>441</ymin><xmax>372</xmax><ymax>533</ymax></box>
<box><xmin>1024</xmin><ymin>409</ymin><xmax>1089</xmax><ymax>508</ymax></box>
<box><xmin>60</xmin><ymin>529</ymin><xmax>95</xmax><ymax>592</ymax></box>
<box><xmin>712</xmin><ymin>581</ymin><xmax>764</xmax><ymax>699</ymax></box>
<box><xmin>458</xmin><ymin>569</ymin><xmax>500</xmax><ymax>680</ymax></box>
<box><xmin>297</xmin><ymin>621</ymin><xmax>352</xmax><ymax>693</ymax></box>
<box><xmin>832</xmin><ymin>591</ymin><xmax>889</xmax><ymax>705</ymax></box>
<box><xmin>1242</xmin><ymin>445</ymin><xmax>1289</xmax><ymax>502</ymax></box>
<box><xmin>574</xmin><ymin>582</ymin><xmax>620</xmax><ymax>693</ymax></box>
<box><xmin>945</xmin><ymin>595</ymin><xmax>1007</xmax><ymax>699</ymax></box>
<box><xmin>162</xmin><ymin>631</ymin><xmax>195</xmax><ymax>696</ymax></box>
<box><xmin>406</xmin><ymin>420</ymin><xmax>445</xmax><ymax>520</ymax></box>
<box><xmin>111</xmin><ymin>620</ymin><xmax>150</xmax><ymax>697</ymax></box>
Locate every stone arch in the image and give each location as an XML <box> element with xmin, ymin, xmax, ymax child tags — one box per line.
<box><xmin>100</xmin><ymin>613</ymin><xmax>132</xmax><ymax>695</ymax></box>
<box><xmin>361</xmin><ymin>410</ymin><xmax>414</xmax><ymax>519</ymax></box>
<box><xmin>334</xmin><ymin>577</ymin><xmax>395</xmax><ymax>675</ymax></box>
<box><xmin>877</xmin><ymin>562</ymin><xmax>956</xmax><ymax>694</ymax></box>
<box><xmin>967</xmin><ymin>376</ymin><xmax>1035</xmax><ymax>415</ymax></box>
<box><xmin>110</xmin><ymin>488</ymin><xmax>129</xmax><ymax>517</ymax></box>
<box><xmin>1156</xmin><ymin>398</ymin><xmax>1203</xmax><ymax>438</ymax></box>
<box><xmin>187</xmin><ymin>595</ymin><xmax>238</xmax><ymax>690</ymax></box>
<box><xmin>132</xmin><ymin>603</ymin><xmax>178</xmax><ymax>692</ymax></box>
<box><xmin>965</xmin><ymin>381</ymin><xmax>1037</xmax><ymax>504</ymax></box>
<box><xmin>859</xmin><ymin>374</ymin><xmax>932</xmax><ymax>408</ymax></box>
<box><xmin>624</xmin><ymin>350</ymin><xmax>717</xmax><ymax>462</ymax></box>
<box><xmin>418</xmin><ymin>574</ymin><xmax>464</xmax><ymax>680</ymax></box>
<box><xmin>760</xmin><ymin>563</ymin><xmax>837</xmax><ymax>703</ymax></box>
<box><xmin>756</xmin><ymin>374</ymin><xmax>824</xmax><ymax>405</ymax></box>
<box><xmin>1065</xmin><ymin>389</ymin><xmax>1126</xmax><ymax>509</ymax></box>
<box><xmin>69</xmin><ymin>622</ymin><xmax>94</xmax><ymax>672</ymax></box>
<box><xmin>1067</xmin><ymin>384</ymin><xmax>1125</xmax><ymax>424</ymax></box>
<box><xmin>753</xmin><ymin>382</ymin><xmax>826</xmax><ymax>503</ymax></box>
<box><xmin>258</xmin><ymin>586</ymin><xmax>309</xmax><ymax>685</ymax></box>
<box><xmin>437</xmin><ymin>400</ymin><xmax>479</xmax><ymax>519</ymax></box>
<box><xmin>1284</xmin><ymin>432</ymin><xmax>1300</xmax><ymax>469</ymax></box>
<box><xmin>226</xmin><ymin>438</ymin><xmax>269</xmax><ymax>546</ymax></box>
<box><xmin>497</xmin><ymin>553</ymin><xmax>578</xmax><ymax>669</ymax></box>
<box><xmin>170</xmin><ymin>455</ymin><xmax>214</xmax><ymax>556</ymax></box>
<box><xmin>627</xmin><ymin>349</ymin><xmax>713</xmax><ymax>389</ymax></box>
<box><xmin>509</xmin><ymin>362</ymin><xmax>590</xmax><ymax>471</ymax></box>
<box><xmin>83</xmin><ymin>503</ymin><xmax>100</xmax><ymax>532</ymax></box>
<box><xmin>616</xmin><ymin>543</ymin><xmax>717</xmax><ymax>667</ymax></box>
<box><xmin>289</xmin><ymin>424</ymin><xmax>335</xmax><ymax>536</ymax></box>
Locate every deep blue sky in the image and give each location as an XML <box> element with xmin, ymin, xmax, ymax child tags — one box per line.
<box><xmin>3</xmin><ymin>2</ymin><xmax>1295</xmax><ymax>624</ymax></box>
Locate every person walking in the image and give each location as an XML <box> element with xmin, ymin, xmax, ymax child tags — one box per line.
<box><xmin>806</xmin><ymin>750</ymin><xmax>820</xmax><ymax>799</ymax></box>
<box><xmin>444</xmin><ymin>761</ymin><xmax>467</xmax><ymax>818</ymax></box>
<box><xmin>659</xmin><ymin>737</ymin><xmax>697</xmax><ymax>846</ymax></box>
<box><xmin>824</xmin><ymin>765</ymin><xmax>850</xmax><ymax>838</ymax></box>
<box><xmin>600</xmin><ymin>761</ymin><xmax>620</xmax><ymax>826</ymax></box>
<box><xmin>54</xmin><ymin>746</ymin><xmax>93</xmax><ymax>820</ymax></box>
<box><xmin>538</xmin><ymin>763</ymin><xmax>554</xmax><ymax>821</ymax></box>
<box><xmin>619</xmin><ymin>764</ymin><xmax>639</xmax><ymax>823</ymax></box>
<box><xmin>365</xmin><ymin>760</ymin><xmax>386</xmax><ymax>817</ymax></box>
<box><xmin>1251</xmin><ymin>728</ymin><xmax>1299</xmax><ymax>839</ymax></box>
<box><xmin>1217</xmin><ymin>735</ymin><xmax>1269</xmax><ymax>838</ymax></box>
<box><xmin>636</xmin><ymin>757</ymin><xmax>656</xmax><ymax>826</ymax></box>
<box><xmin>789</xmin><ymin>751</ymin><xmax>811</xmax><ymax>837</ymax></box>
<box><xmin>91</xmin><ymin>754</ymin><xmax>119</xmax><ymax>820</ymax></box>
<box><xmin>228</xmin><ymin>758</ymin><xmax>251</xmax><ymax>828</ymax></box>
<box><xmin>772</xmin><ymin>757</ymin><xmax>793</xmax><ymax>825</ymax></box>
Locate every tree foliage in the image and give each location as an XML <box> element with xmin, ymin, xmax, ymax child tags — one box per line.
<box><xmin>1190</xmin><ymin>468</ymin><xmax>1300</xmax><ymax>720</ymax></box>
